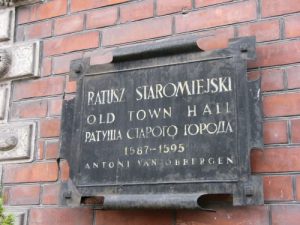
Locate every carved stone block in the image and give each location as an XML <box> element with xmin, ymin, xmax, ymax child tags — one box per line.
<box><xmin>0</xmin><ymin>41</ymin><xmax>40</xmax><ymax>80</ymax></box>
<box><xmin>0</xmin><ymin>123</ymin><xmax>35</xmax><ymax>163</ymax></box>
<box><xmin>0</xmin><ymin>8</ymin><xmax>13</xmax><ymax>44</ymax></box>
<box><xmin>0</xmin><ymin>83</ymin><xmax>9</xmax><ymax>121</ymax></box>
<box><xmin>4</xmin><ymin>208</ymin><xmax>27</xmax><ymax>225</ymax></box>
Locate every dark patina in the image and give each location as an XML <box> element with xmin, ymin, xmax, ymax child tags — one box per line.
<box><xmin>60</xmin><ymin>36</ymin><xmax>263</xmax><ymax>209</ymax></box>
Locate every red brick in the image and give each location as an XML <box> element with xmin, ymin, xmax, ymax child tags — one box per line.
<box><xmin>87</xmin><ymin>50</ymin><xmax>113</xmax><ymax>65</ymax></box>
<box><xmin>60</xmin><ymin>160</ymin><xmax>70</xmax><ymax>181</ymax></box>
<box><xmin>262</xmin><ymin>0</ymin><xmax>300</xmax><ymax>17</ymax></box>
<box><xmin>177</xmin><ymin>206</ymin><xmax>269</xmax><ymax>225</ymax></box>
<box><xmin>37</xmin><ymin>140</ymin><xmax>45</xmax><ymax>160</ymax></box>
<box><xmin>8</xmin><ymin>185</ymin><xmax>40</xmax><ymax>205</ymax></box>
<box><xmin>40</xmin><ymin>118</ymin><xmax>61</xmax><ymax>138</ymax></box>
<box><xmin>238</xmin><ymin>20</ymin><xmax>280</xmax><ymax>42</ymax></box>
<box><xmin>65</xmin><ymin>78</ymin><xmax>77</xmax><ymax>94</ymax></box>
<box><xmin>287</xmin><ymin>66</ymin><xmax>300</xmax><ymax>89</ymax></box>
<box><xmin>263</xmin><ymin>92</ymin><xmax>300</xmax><ymax>117</ymax></box>
<box><xmin>263</xmin><ymin>120</ymin><xmax>288</xmax><ymax>144</ymax></box>
<box><xmin>95</xmin><ymin>210</ymin><xmax>173</xmax><ymax>225</ymax></box>
<box><xmin>45</xmin><ymin>141</ymin><xmax>60</xmax><ymax>159</ymax></box>
<box><xmin>196</xmin><ymin>27</ymin><xmax>234</xmax><ymax>51</ymax></box>
<box><xmin>102</xmin><ymin>17</ymin><xmax>172</xmax><ymax>46</ymax></box>
<box><xmin>3</xmin><ymin>162</ymin><xmax>58</xmax><ymax>184</ymax></box>
<box><xmin>175</xmin><ymin>0</ymin><xmax>256</xmax><ymax>33</ymax></box>
<box><xmin>41</xmin><ymin>57</ymin><xmax>52</xmax><ymax>77</ymax></box>
<box><xmin>251</xmin><ymin>147</ymin><xmax>300</xmax><ymax>173</ymax></box>
<box><xmin>13</xmin><ymin>76</ymin><xmax>64</xmax><ymax>101</ymax></box>
<box><xmin>195</xmin><ymin>0</ymin><xmax>232</xmax><ymax>8</ymax></box>
<box><xmin>49</xmin><ymin>98</ymin><xmax>63</xmax><ymax>116</ymax></box>
<box><xmin>272</xmin><ymin>205</ymin><xmax>300</xmax><ymax>225</ymax></box>
<box><xmin>291</xmin><ymin>119</ymin><xmax>300</xmax><ymax>143</ymax></box>
<box><xmin>157</xmin><ymin>0</ymin><xmax>192</xmax><ymax>16</ymax></box>
<box><xmin>86</xmin><ymin>7</ymin><xmax>118</xmax><ymax>29</ymax></box>
<box><xmin>53</xmin><ymin>52</ymin><xmax>83</xmax><ymax>75</ymax></box>
<box><xmin>44</xmin><ymin>32</ymin><xmax>99</xmax><ymax>57</ymax></box>
<box><xmin>263</xmin><ymin>176</ymin><xmax>293</xmax><ymax>201</ymax></box>
<box><xmin>29</xmin><ymin>208</ymin><xmax>93</xmax><ymax>225</ymax></box>
<box><xmin>261</xmin><ymin>68</ymin><xmax>284</xmax><ymax>92</ymax></box>
<box><xmin>120</xmin><ymin>0</ymin><xmax>153</xmax><ymax>23</ymax></box>
<box><xmin>23</xmin><ymin>20</ymin><xmax>52</xmax><ymax>40</ymax></box>
<box><xmin>249</xmin><ymin>40</ymin><xmax>300</xmax><ymax>68</ymax></box>
<box><xmin>71</xmin><ymin>0</ymin><xmax>129</xmax><ymax>12</ymax></box>
<box><xmin>11</xmin><ymin>99</ymin><xmax>47</xmax><ymax>119</ymax></box>
<box><xmin>296</xmin><ymin>176</ymin><xmax>300</xmax><ymax>200</ymax></box>
<box><xmin>285</xmin><ymin>14</ymin><xmax>300</xmax><ymax>38</ymax></box>
<box><xmin>54</xmin><ymin>14</ymin><xmax>84</xmax><ymax>36</ymax></box>
<box><xmin>17</xmin><ymin>0</ymin><xmax>67</xmax><ymax>24</ymax></box>
<box><xmin>42</xmin><ymin>183</ymin><xmax>60</xmax><ymax>205</ymax></box>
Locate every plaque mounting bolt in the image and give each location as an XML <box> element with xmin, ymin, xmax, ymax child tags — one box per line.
<box><xmin>63</xmin><ymin>191</ymin><xmax>72</xmax><ymax>199</ymax></box>
<box><xmin>73</xmin><ymin>64</ymin><xmax>83</xmax><ymax>74</ymax></box>
<box><xmin>240</xmin><ymin>43</ymin><xmax>249</xmax><ymax>53</ymax></box>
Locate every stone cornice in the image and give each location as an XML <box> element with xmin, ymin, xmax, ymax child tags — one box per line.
<box><xmin>0</xmin><ymin>0</ymin><xmax>41</xmax><ymax>7</ymax></box>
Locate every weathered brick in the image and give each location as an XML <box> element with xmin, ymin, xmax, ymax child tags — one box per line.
<box><xmin>272</xmin><ymin>205</ymin><xmax>300</xmax><ymax>225</ymax></box>
<box><xmin>86</xmin><ymin>7</ymin><xmax>118</xmax><ymax>29</ymax></box>
<box><xmin>249</xmin><ymin>40</ymin><xmax>300</xmax><ymax>68</ymax></box>
<box><xmin>65</xmin><ymin>78</ymin><xmax>77</xmax><ymax>94</ymax></box>
<box><xmin>195</xmin><ymin>0</ymin><xmax>232</xmax><ymax>8</ymax></box>
<box><xmin>29</xmin><ymin>208</ymin><xmax>93</xmax><ymax>225</ymax></box>
<box><xmin>263</xmin><ymin>92</ymin><xmax>300</xmax><ymax>117</ymax></box>
<box><xmin>285</xmin><ymin>14</ymin><xmax>300</xmax><ymax>39</ymax></box>
<box><xmin>8</xmin><ymin>185</ymin><xmax>40</xmax><ymax>205</ymax></box>
<box><xmin>120</xmin><ymin>0</ymin><xmax>153</xmax><ymax>23</ymax></box>
<box><xmin>40</xmin><ymin>118</ymin><xmax>61</xmax><ymax>138</ymax></box>
<box><xmin>291</xmin><ymin>119</ymin><xmax>300</xmax><ymax>143</ymax></box>
<box><xmin>54</xmin><ymin>14</ymin><xmax>84</xmax><ymax>36</ymax></box>
<box><xmin>263</xmin><ymin>120</ymin><xmax>288</xmax><ymax>144</ymax></box>
<box><xmin>42</xmin><ymin>183</ymin><xmax>60</xmax><ymax>205</ymax></box>
<box><xmin>102</xmin><ymin>17</ymin><xmax>172</xmax><ymax>46</ymax></box>
<box><xmin>23</xmin><ymin>20</ymin><xmax>52</xmax><ymax>40</ymax></box>
<box><xmin>95</xmin><ymin>210</ymin><xmax>173</xmax><ymax>225</ymax></box>
<box><xmin>251</xmin><ymin>147</ymin><xmax>300</xmax><ymax>173</ymax></box>
<box><xmin>3</xmin><ymin>162</ymin><xmax>58</xmax><ymax>183</ymax></box>
<box><xmin>175</xmin><ymin>0</ymin><xmax>256</xmax><ymax>33</ymax></box>
<box><xmin>71</xmin><ymin>0</ymin><xmax>129</xmax><ymax>12</ymax></box>
<box><xmin>263</xmin><ymin>176</ymin><xmax>293</xmax><ymax>201</ymax></box>
<box><xmin>177</xmin><ymin>206</ymin><xmax>269</xmax><ymax>225</ymax></box>
<box><xmin>44</xmin><ymin>32</ymin><xmax>99</xmax><ymax>56</ymax></box>
<box><xmin>41</xmin><ymin>57</ymin><xmax>52</xmax><ymax>77</ymax></box>
<box><xmin>87</xmin><ymin>50</ymin><xmax>113</xmax><ymax>65</ymax></box>
<box><xmin>37</xmin><ymin>140</ymin><xmax>45</xmax><ymax>160</ymax></box>
<box><xmin>17</xmin><ymin>0</ymin><xmax>67</xmax><ymax>24</ymax></box>
<box><xmin>260</xmin><ymin>68</ymin><xmax>284</xmax><ymax>92</ymax></box>
<box><xmin>157</xmin><ymin>0</ymin><xmax>192</xmax><ymax>16</ymax></box>
<box><xmin>287</xmin><ymin>66</ymin><xmax>300</xmax><ymax>89</ymax></box>
<box><xmin>196</xmin><ymin>27</ymin><xmax>234</xmax><ymax>51</ymax></box>
<box><xmin>262</xmin><ymin>0</ymin><xmax>300</xmax><ymax>17</ymax></box>
<box><xmin>49</xmin><ymin>98</ymin><xmax>63</xmax><ymax>116</ymax></box>
<box><xmin>45</xmin><ymin>140</ymin><xmax>60</xmax><ymax>159</ymax></box>
<box><xmin>11</xmin><ymin>99</ymin><xmax>47</xmax><ymax>119</ymax></box>
<box><xmin>13</xmin><ymin>76</ymin><xmax>64</xmax><ymax>101</ymax></box>
<box><xmin>238</xmin><ymin>20</ymin><xmax>280</xmax><ymax>42</ymax></box>
<box><xmin>52</xmin><ymin>52</ymin><xmax>83</xmax><ymax>75</ymax></box>
<box><xmin>60</xmin><ymin>160</ymin><xmax>70</xmax><ymax>181</ymax></box>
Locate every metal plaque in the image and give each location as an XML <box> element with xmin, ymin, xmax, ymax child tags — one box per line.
<box><xmin>60</xmin><ymin>36</ymin><xmax>263</xmax><ymax>209</ymax></box>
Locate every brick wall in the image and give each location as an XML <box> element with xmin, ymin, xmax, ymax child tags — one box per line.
<box><xmin>3</xmin><ymin>0</ymin><xmax>300</xmax><ymax>224</ymax></box>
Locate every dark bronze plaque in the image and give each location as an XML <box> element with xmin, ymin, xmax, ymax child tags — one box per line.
<box><xmin>60</xmin><ymin>36</ymin><xmax>263</xmax><ymax>209</ymax></box>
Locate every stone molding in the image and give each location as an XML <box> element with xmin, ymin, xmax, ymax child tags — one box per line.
<box><xmin>0</xmin><ymin>0</ymin><xmax>41</xmax><ymax>7</ymax></box>
<box><xmin>0</xmin><ymin>7</ymin><xmax>14</xmax><ymax>47</ymax></box>
<box><xmin>0</xmin><ymin>41</ymin><xmax>41</xmax><ymax>81</ymax></box>
<box><xmin>4</xmin><ymin>208</ymin><xmax>28</xmax><ymax>225</ymax></box>
<box><xmin>0</xmin><ymin>123</ymin><xmax>36</xmax><ymax>164</ymax></box>
<box><xmin>0</xmin><ymin>82</ymin><xmax>10</xmax><ymax>122</ymax></box>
